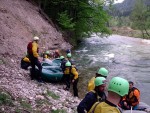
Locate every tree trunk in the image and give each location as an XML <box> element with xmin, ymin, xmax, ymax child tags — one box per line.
<box><xmin>144</xmin><ymin>28</ymin><xmax>150</xmax><ymax>38</ymax></box>
<box><xmin>141</xmin><ymin>30</ymin><xmax>145</xmax><ymax>38</ymax></box>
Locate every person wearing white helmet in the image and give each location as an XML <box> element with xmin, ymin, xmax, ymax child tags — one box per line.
<box><xmin>27</xmin><ymin>36</ymin><xmax>42</xmax><ymax>82</ymax></box>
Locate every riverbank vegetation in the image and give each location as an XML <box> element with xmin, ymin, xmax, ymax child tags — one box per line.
<box><xmin>109</xmin><ymin>0</ymin><xmax>150</xmax><ymax>39</ymax></box>
<box><xmin>30</xmin><ymin>0</ymin><xmax>114</xmax><ymax>45</ymax></box>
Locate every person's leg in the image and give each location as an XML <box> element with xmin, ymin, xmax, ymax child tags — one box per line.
<box><xmin>65</xmin><ymin>75</ymin><xmax>70</xmax><ymax>90</ymax></box>
<box><xmin>34</xmin><ymin>58</ymin><xmax>42</xmax><ymax>81</ymax></box>
<box><xmin>133</xmin><ymin>105</ymin><xmax>139</xmax><ymax>110</ymax></box>
<box><xmin>73</xmin><ymin>78</ymin><xmax>78</xmax><ymax>97</ymax></box>
<box><xmin>29</xmin><ymin>56</ymin><xmax>36</xmax><ymax>80</ymax></box>
<box><xmin>30</xmin><ymin>61</ymin><xmax>35</xmax><ymax>80</ymax></box>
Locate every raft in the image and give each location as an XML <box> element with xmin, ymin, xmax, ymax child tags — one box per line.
<box><xmin>41</xmin><ymin>58</ymin><xmax>63</xmax><ymax>82</ymax></box>
<box><xmin>123</xmin><ymin>102</ymin><xmax>150</xmax><ymax>113</ymax></box>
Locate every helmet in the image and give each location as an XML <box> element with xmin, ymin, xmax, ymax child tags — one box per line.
<box><xmin>66</xmin><ymin>49</ymin><xmax>71</xmax><ymax>54</ymax></box>
<box><xmin>45</xmin><ymin>51</ymin><xmax>50</xmax><ymax>55</ymax></box>
<box><xmin>65</xmin><ymin>61</ymin><xmax>71</xmax><ymax>67</ymax></box>
<box><xmin>97</xmin><ymin>68</ymin><xmax>108</xmax><ymax>77</ymax></box>
<box><xmin>60</xmin><ymin>56</ymin><xmax>65</xmax><ymax>59</ymax></box>
<box><xmin>67</xmin><ymin>53</ymin><xmax>72</xmax><ymax>58</ymax></box>
<box><xmin>94</xmin><ymin>77</ymin><xmax>106</xmax><ymax>87</ymax></box>
<box><xmin>33</xmin><ymin>36</ymin><xmax>39</xmax><ymax>41</ymax></box>
<box><xmin>108</xmin><ymin>77</ymin><xmax>129</xmax><ymax>96</ymax></box>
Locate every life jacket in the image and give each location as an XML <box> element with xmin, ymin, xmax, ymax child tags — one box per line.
<box><xmin>27</xmin><ymin>41</ymin><xmax>39</xmax><ymax>56</ymax></box>
<box><xmin>64</xmin><ymin>66</ymin><xmax>78</xmax><ymax>80</ymax></box>
<box><xmin>27</xmin><ymin>42</ymin><xmax>33</xmax><ymax>55</ymax></box>
<box><xmin>90</xmin><ymin>90</ymin><xmax>106</xmax><ymax>102</ymax></box>
<box><xmin>126</xmin><ymin>87</ymin><xmax>140</xmax><ymax>106</ymax></box>
<box><xmin>88</xmin><ymin>101</ymin><xmax>122</xmax><ymax>113</ymax></box>
<box><xmin>88</xmin><ymin>77</ymin><xmax>96</xmax><ymax>91</ymax></box>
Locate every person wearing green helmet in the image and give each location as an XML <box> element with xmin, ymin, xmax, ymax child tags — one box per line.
<box><xmin>43</xmin><ymin>50</ymin><xmax>51</xmax><ymax>60</ymax></box>
<box><xmin>64</xmin><ymin>61</ymin><xmax>79</xmax><ymax>97</ymax></box>
<box><xmin>77</xmin><ymin>77</ymin><xmax>107</xmax><ymax>113</ymax></box>
<box><xmin>88</xmin><ymin>67</ymin><xmax>109</xmax><ymax>91</ymax></box>
<box><xmin>89</xmin><ymin>77</ymin><xmax>129</xmax><ymax>113</ymax></box>
<box><xmin>66</xmin><ymin>53</ymin><xmax>74</xmax><ymax>64</ymax></box>
<box><xmin>60</xmin><ymin>55</ymin><xmax>67</xmax><ymax>72</ymax></box>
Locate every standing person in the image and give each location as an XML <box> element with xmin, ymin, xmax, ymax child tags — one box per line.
<box><xmin>88</xmin><ymin>77</ymin><xmax>129</xmax><ymax>113</ymax></box>
<box><xmin>88</xmin><ymin>67</ymin><xmax>108</xmax><ymax>91</ymax></box>
<box><xmin>64</xmin><ymin>61</ymin><xmax>79</xmax><ymax>97</ymax></box>
<box><xmin>77</xmin><ymin>77</ymin><xmax>107</xmax><ymax>113</ymax></box>
<box><xmin>119</xmin><ymin>81</ymin><xmax>140</xmax><ymax>110</ymax></box>
<box><xmin>60</xmin><ymin>55</ymin><xmax>67</xmax><ymax>72</ymax></box>
<box><xmin>66</xmin><ymin>53</ymin><xmax>73</xmax><ymax>64</ymax></box>
<box><xmin>66</xmin><ymin>49</ymin><xmax>71</xmax><ymax>54</ymax></box>
<box><xmin>27</xmin><ymin>36</ymin><xmax>42</xmax><ymax>82</ymax></box>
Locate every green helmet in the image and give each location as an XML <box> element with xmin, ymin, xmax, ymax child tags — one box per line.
<box><xmin>65</xmin><ymin>61</ymin><xmax>71</xmax><ymax>67</ymax></box>
<box><xmin>45</xmin><ymin>51</ymin><xmax>50</xmax><ymax>55</ymax></box>
<box><xmin>94</xmin><ymin>77</ymin><xmax>106</xmax><ymax>87</ymax></box>
<box><xmin>108</xmin><ymin>77</ymin><xmax>129</xmax><ymax>97</ymax></box>
<box><xmin>97</xmin><ymin>67</ymin><xmax>108</xmax><ymax>77</ymax></box>
<box><xmin>67</xmin><ymin>53</ymin><xmax>72</xmax><ymax>58</ymax></box>
<box><xmin>60</xmin><ymin>56</ymin><xmax>65</xmax><ymax>59</ymax></box>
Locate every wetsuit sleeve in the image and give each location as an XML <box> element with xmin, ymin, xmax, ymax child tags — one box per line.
<box><xmin>71</xmin><ymin>67</ymin><xmax>78</xmax><ymax>80</ymax></box>
<box><xmin>77</xmin><ymin>92</ymin><xmax>96</xmax><ymax>113</ymax></box>
<box><xmin>32</xmin><ymin>42</ymin><xmax>39</xmax><ymax>58</ymax></box>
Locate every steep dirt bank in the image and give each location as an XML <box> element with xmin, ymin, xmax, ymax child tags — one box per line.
<box><xmin>0</xmin><ymin>0</ymin><xmax>79</xmax><ymax>112</ymax></box>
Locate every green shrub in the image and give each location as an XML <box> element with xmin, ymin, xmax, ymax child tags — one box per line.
<box><xmin>51</xmin><ymin>109</ymin><xmax>67</xmax><ymax>113</ymax></box>
<box><xmin>47</xmin><ymin>90</ymin><xmax>60</xmax><ymax>100</ymax></box>
<box><xmin>0</xmin><ymin>92</ymin><xmax>13</xmax><ymax>106</ymax></box>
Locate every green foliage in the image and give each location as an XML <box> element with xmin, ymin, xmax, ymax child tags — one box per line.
<box><xmin>0</xmin><ymin>92</ymin><xmax>13</xmax><ymax>106</ymax></box>
<box><xmin>35</xmin><ymin>98</ymin><xmax>52</xmax><ymax>107</ymax></box>
<box><xmin>31</xmin><ymin>0</ymin><xmax>111</xmax><ymax>44</ymax></box>
<box><xmin>130</xmin><ymin>0</ymin><xmax>150</xmax><ymax>38</ymax></box>
<box><xmin>109</xmin><ymin>16</ymin><xmax>131</xmax><ymax>27</ymax></box>
<box><xmin>47</xmin><ymin>90</ymin><xmax>60</xmax><ymax>100</ymax></box>
<box><xmin>58</xmin><ymin>11</ymin><xmax>75</xmax><ymax>30</ymax></box>
<box><xmin>0</xmin><ymin>57</ymin><xmax>6</xmax><ymax>65</ymax></box>
<box><xmin>18</xmin><ymin>98</ymin><xmax>32</xmax><ymax>111</ymax></box>
<box><xmin>51</xmin><ymin>109</ymin><xmax>67</xmax><ymax>113</ymax></box>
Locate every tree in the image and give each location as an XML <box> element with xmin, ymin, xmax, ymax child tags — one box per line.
<box><xmin>130</xmin><ymin>0</ymin><xmax>150</xmax><ymax>38</ymax></box>
<box><xmin>31</xmin><ymin>0</ymin><xmax>113</xmax><ymax>44</ymax></box>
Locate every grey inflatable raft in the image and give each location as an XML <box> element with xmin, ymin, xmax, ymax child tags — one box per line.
<box><xmin>123</xmin><ymin>102</ymin><xmax>150</xmax><ymax>113</ymax></box>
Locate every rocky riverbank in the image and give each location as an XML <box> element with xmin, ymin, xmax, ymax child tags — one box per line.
<box><xmin>0</xmin><ymin>0</ymin><xmax>80</xmax><ymax>112</ymax></box>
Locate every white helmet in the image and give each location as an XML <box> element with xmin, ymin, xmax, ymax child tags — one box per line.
<box><xmin>33</xmin><ymin>36</ymin><xmax>39</xmax><ymax>41</ymax></box>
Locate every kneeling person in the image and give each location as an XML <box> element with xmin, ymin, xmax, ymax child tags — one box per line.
<box><xmin>21</xmin><ymin>55</ymin><xmax>30</xmax><ymax>70</ymax></box>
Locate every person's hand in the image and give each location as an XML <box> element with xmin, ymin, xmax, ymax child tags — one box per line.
<box><xmin>72</xmin><ymin>79</ymin><xmax>75</xmax><ymax>83</ymax></box>
<box><xmin>38</xmin><ymin>57</ymin><xmax>43</xmax><ymax>62</ymax></box>
<box><xmin>124</xmin><ymin>102</ymin><xmax>128</xmax><ymax>107</ymax></box>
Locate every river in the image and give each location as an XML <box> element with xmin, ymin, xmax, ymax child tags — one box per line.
<box><xmin>72</xmin><ymin>35</ymin><xmax>150</xmax><ymax>105</ymax></box>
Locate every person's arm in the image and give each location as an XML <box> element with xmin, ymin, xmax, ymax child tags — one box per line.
<box><xmin>77</xmin><ymin>93</ymin><xmax>96</xmax><ymax>113</ymax></box>
<box><xmin>71</xmin><ymin>67</ymin><xmax>78</xmax><ymax>80</ymax></box>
